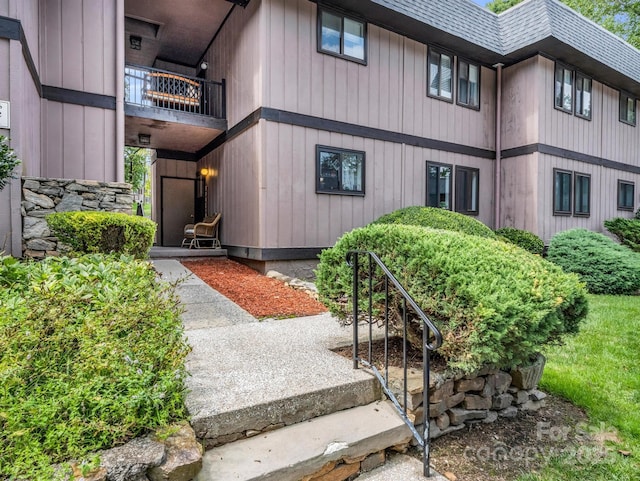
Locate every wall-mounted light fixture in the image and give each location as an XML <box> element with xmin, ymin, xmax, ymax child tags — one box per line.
<box><xmin>200</xmin><ymin>167</ymin><xmax>210</xmax><ymax>176</ymax></box>
<box><xmin>138</xmin><ymin>133</ymin><xmax>151</xmax><ymax>146</ymax></box>
<box><xmin>200</xmin><ymin>61</ymin><xmax>209</xmax><ymax>71</ymax></box>
<box><xmin>130</xmin><ymin>35</ymin><xmax>142</xmax><ymax>50</ymax></box>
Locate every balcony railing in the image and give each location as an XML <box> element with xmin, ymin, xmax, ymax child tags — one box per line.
<box><xmin>125</xmin><ymin>64</ymin><xmax>226</xmax><ymax>119</ymax></box>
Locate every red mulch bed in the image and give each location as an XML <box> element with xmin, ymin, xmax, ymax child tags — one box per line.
<box><xmin>181</xmin><ymin>258</ymin><xmax>328</xmax><ymax>318</ymax></box>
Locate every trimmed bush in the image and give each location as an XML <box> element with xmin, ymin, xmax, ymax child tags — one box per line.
<box><xmin>47</xmin><ymin>211</ymin><xmax>156</xmax><ymax>258</ymax></box>
<box><xmin>547</xmin><ymin>228</ymin><xmax>640</xmax><ymax>295</ymax></box>
<box><xmin>373</xmin><ymin>206</ymin><xmax>496</xmax><ymax>238</ymax></box>
<box><xmin>495</xmin><ymin>227</ymin><xmax>545</xmax><ymax>255</ymax></box>
<box><xmin>0</xmin><ymin>254</ymin><xmax>189</xmax><ymax>480</ymax></box>
<box><xmin>604</xmin><ymin>217</ymin><xmax>640</xmax><ymax>252</ymax></box>
<box><xmin>316</xmin><ymin>223</ymin><xmax>588</xmax><ymax>374</ymax></box>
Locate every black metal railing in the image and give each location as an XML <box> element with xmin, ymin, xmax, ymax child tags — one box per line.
<box><xmin>125</xmin><ymin>64</ymin><xmax>226</xmax><ymax>118</ymax></box>
<box><xmin>347</xmin><ymin>251</ymin><xmax>443</xmax><ymax>478</ymax></box>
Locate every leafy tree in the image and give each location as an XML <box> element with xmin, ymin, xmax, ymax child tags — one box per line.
<box><xmin>486</xmin><ymin>0</ymin><xmax>521</xmax><ymax>14</ymax></box>
<box><xmin>124</xmin><ymin>147</ymin><xmax>148</xmax><ymax>193</ymax></box>
<box><xmin>487</xmin><ymin>0</ymin><xmax>640</xmax><ymax>49</ymax></box>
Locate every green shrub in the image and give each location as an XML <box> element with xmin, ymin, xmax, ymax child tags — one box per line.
<box><xmin>373</xmin><ymin>206</ymin><xmax>496</xmax><ymax>238</ymax></box>
<box><xmin>47</xmin><ymin>211</ymin><xmax>156</xmax><ymax>258</ymax></box>
<box><xmin>0</xmin><ymin>135</ymin><xmax>21</xmax><ymax>191</ymax></box>
<box><xmin>547</xmin><ymin>228</ymin><xmax>640</xmax><ymax>295</ymax></box>
<box><xmin>316</xmin><ymin>224</ymin><xmax>588</xmax><ymax>374</ymax></box>
<box><xmin>0</xmin><ymin>254</ymin><xmax>189</xmax><ymax>480</ymax></box>
<box><xmin>495</xmin><ymin>227</ymin><xmax>545</xmax><ymax>255</ymax></box>
<box><xmin>604</xmin><ymin>217</ymin><xmax>640</xmax><ymax>252</ymax></box>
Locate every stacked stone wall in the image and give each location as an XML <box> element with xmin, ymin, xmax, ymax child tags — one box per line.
<box><xmin>389</xmin><ymin>354</ymin><xmax>547</xmax><ymax>439</ymax></box>
<box><xmin>21</xmin><ymin>177</ymin><xmax>133</xmax><ymax>258</ymax></box>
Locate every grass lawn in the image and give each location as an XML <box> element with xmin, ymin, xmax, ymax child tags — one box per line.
<box><xmin>517</xmin><ymin>295</ymin><xmax>640</xmax><ymax>480</ymax></box>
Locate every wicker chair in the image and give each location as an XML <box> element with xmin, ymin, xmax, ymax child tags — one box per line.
<box><xmin>181</xmin><ymin>213</ymin><xmax>221</xmax><ymax>249</ymax></box>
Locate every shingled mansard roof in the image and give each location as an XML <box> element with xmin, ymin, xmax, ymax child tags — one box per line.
<box><xmin>353</xmin><ymin>0</ymin><xmax>640</xmax><ymax>95</ymax></box>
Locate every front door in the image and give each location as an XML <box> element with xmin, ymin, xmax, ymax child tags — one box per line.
<box><xmin>161</xmin><ymin>177</ymin><xmax>195</xmax><ymax>246</ymax></box>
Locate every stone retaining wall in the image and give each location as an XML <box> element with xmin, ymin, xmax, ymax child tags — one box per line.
<box><xmin>302</xmin><ymin>450</ymin><xmax>387</xmax><ymax>481</ymax></box>
<box><xmin>21</xmin><ymin>176</ymin><xmax>133</xmax><ymax>258</ymax></box>
<box><xmin>389</xmin><ymin>354</ymin><xmax>547</xmax><ymax>440</ymax></box>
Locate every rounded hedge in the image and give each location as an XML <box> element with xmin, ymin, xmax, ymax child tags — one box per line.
<box><xmin>547</xmin><ymin>228</ymin><xmax>640</xmax><ymax>295</ymax></box>
<box><xmin>495</xmin><ymin>227</ymin><xmax>545</xmax><ymax>255</ymax></box>
<box><xmin>373</xmin><ymin>206</ymin><xmax>496</xmax><ymax>238</ymax></box>
<box><xmin>604</xmin><ymin>217</ymin><xmax>640</xmax><ymax>253</ymax></box>
<box><xmin>316</xmin><ymin>224</ymin><xmax>588</xmax><ymax>374</ymax></box>
<box><xmin>47</xmin><ymin>211</ymin><xmax>156</xmax><ymax>259</ymax></box>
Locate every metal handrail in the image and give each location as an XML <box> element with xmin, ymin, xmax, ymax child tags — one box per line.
<box><xmin>124</xmin><ymin>63</ymin><xmax>226</xmax><ymax>119</ymax></box>
<box><xmin>347</xmin><ymin>250</ymin><xmax>443</xmax><ymax>478</ymax></box>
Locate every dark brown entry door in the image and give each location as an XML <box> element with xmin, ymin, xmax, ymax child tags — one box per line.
<box><xmin>161</xmin><ymin>177</ymin><xmax>195</xmax><ymax>246</ymax></box>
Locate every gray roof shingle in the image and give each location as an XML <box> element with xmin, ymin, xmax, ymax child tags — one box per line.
<box><xmin>368</xmin><ymin>0</ymin><xmax>640</xmax><ymax>87</ymax></box>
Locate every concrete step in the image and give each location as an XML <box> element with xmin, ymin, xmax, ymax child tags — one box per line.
<box><xmin>195</xmin><ymin>400</ymin><xmax>413</xmax><ymax>481</ymax></box>
<box><xmin>185</xmin><ymin>314</ymin><xmax>381</xmax><ymax>449</ymax></box>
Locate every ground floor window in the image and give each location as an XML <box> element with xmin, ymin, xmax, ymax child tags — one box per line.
<box><xmin>426</xmin><ymin>162</ymin><xmax>452</xmax><ymax>209</ymax></box>
<box><xmin>618</xmin><ymin>180</ymin><xmax>635</xmax><ymax>211</ymax></box>
<box><xmin>455</xmin><ymin>166</ymin><xmax>479</xmax><ymax>215</ymax></box>
<box><xmin>316</xmin><ymin>146</ymin><xmax>365</xmax><ymax>195</ymax></box>
<box><xmin>574</xmin><ymin>173</ymin><xmax>591</xmax><ymax>216</ymax></box>
<box><xmin>426</xmin><ymin>163</ymin><xmax>478</xmax><ymax>215</ymax></box>
<box><xmin>553</xmin><ymin>169</ymin><xmax>572</xmax><ymax>215</ymax></box>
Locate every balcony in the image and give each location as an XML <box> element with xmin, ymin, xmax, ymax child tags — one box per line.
<box><xmin>124</xmin><ymin>64</ymin><xmax>227</xmax><ymax>154</ymax></box>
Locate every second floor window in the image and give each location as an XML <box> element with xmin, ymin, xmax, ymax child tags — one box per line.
<box><xmin>428</xmin><ymin>49</ymin><xmax>453</xmax><ymax>101</ymax></box>
<box><xmin>619</xmin><ymin>91</ymin><xmax>636</xmax><ymax>126</ymax></box>
<box><xmin>575</xmin><ymin>73</ymin><xmax>592</xmax><ymax>119</ymax></box>
<box><xmin>554</xmin><ymin>64</ymin><xmax>573</xmax><ymax>113</ymax></box>
<box><xmin>318</xmin><ymin>8</ymin><xmax>366</xmax><ymax>63</ymax></box>
<box><xmin>457</xmin><ymin>59</ymin><xmax>480</xmax><ymax>109</ymax></box>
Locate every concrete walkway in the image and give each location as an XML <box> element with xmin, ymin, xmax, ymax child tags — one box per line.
<box><xmin>152</xmin><ymin>259</ymin><xmax>446</xmax><ymax>480</ymax></box>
